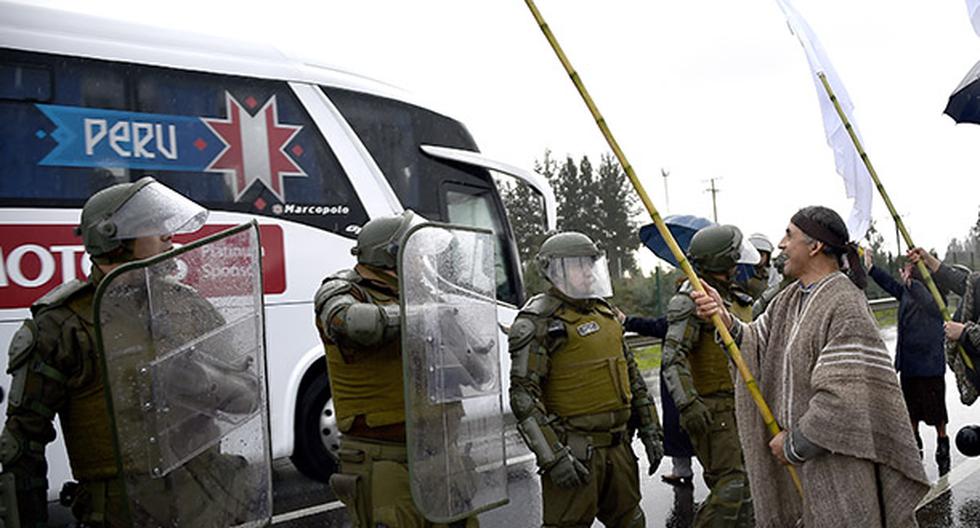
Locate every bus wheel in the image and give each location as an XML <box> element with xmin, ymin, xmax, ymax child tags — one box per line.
<box><xmin>290</xmin><ymin>373</ymin><xmax>340</xmax><ymax>483</ymax></box>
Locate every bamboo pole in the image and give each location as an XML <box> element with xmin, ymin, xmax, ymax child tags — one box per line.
<box><xmin>523</xmin><ymin>0</ymin><xmax>804</xmax><ymax>497</ymax></box>
<box><xmin>816</xmin><ymin>72</ymin><xmax>975</xmax><ymax>371</ymax></box>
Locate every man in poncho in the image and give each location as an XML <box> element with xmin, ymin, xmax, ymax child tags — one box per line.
<box><xmin>692</xmin><ymin>206</ymin><xmax>929</xmax><ymax>528</ymax></box>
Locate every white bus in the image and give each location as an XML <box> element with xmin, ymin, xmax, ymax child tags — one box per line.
<box><xmin>0</xmin><ymin>0</ymin><xmax>556</xmax><ymax>508</ymax></box>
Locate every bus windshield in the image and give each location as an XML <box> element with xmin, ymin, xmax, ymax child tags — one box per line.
<box><xmin>323</xmin><ymin>87</ymin><xmax>523</xmax><ymax>306</ymax></box>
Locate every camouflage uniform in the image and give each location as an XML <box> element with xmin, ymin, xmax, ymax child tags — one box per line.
<box><xmin>314</xmin><ymin>211</ymin><xmax>478</xmax><ymax>528</ymax></box>
<box><xmin>661</xmin><ymin>225</ymin><xmax>756</xmax><ymax>528</ymax></box>
<box><xmin>509</xmin><ymin>232</ymin><xmax>662</xmax><ymax>528</ymax></box>
<box><xmin>0</xmin><ymin>178</ymin><xmax>255</xmax><ymax>527</ymax></box>
<box><xmin>1</xmin><ymin>272</ymin><xmax>254</xmax><ymax>526</ymax></box>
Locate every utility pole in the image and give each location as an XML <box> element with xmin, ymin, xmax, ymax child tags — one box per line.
<box><xmin>661</xmin><ymin>168</ymin><xmax>670</xmax><ymax>214</ymax></box>
<box><xmin>704</xmin><ymin>177</ymin><xmax>721</xmax><ymax>222</ymax></box>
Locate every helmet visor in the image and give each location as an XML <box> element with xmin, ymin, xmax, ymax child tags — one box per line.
<box><xmin>737</xmin><ymin>237</ymin><xmax>761</xmax><ymax>266</ymax></box>
<box><xmin>546</xmin><ymin>255</ymin><xmax>613</xmax><ymax>299</ymax></box>
<box><xmin>108</xmin><ymin>182</ymin><xmax>208</xmax><ymax>240</ymax></box>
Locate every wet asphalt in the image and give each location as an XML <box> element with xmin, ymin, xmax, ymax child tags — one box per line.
<box><xmin>271</xmin><ymin>325</ymin><xmax>980</xmax><ymax>527</ymax></box>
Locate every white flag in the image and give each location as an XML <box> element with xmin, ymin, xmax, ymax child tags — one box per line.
<box><xmin>969</xmin><ymin>0</ymin><xmax>980</xmax><ymax>37</ymax></box>
<box><xmin>774</xmin><ymin>0</ymin><xmax>872</xmax><ymax>241</ymax></box>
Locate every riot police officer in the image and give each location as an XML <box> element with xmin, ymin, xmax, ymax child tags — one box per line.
<box><xmin>661</xmin><ymin>224</ymin><xmax>756</xmax><ymax>528</ymax></box>
<box><xmin>508</xmin><ymin>232</ymin><xmax>663</xmax><ymax>528</ymax></box>
<box><xmin>314</xmin><ymin>210</ymin><xmax>481</xmax><ymax>528</ymax></box>
<box><xmin>742</xmin><ymin>233</ymin><xmax>774</xmax><ymax>300</ymax></box>
<box><xmin>0</xmin><ymin>177</ymin><xmax>260</xmax><ymax>526</ymax></box>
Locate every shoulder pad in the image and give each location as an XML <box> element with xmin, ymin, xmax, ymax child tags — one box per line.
<box><xmin>594</xmin><ymin>298</ymin><xmax>616</xmax><ymax>315</ymax></box>
<box><xmin>331</xmin><ymin>268</ymin><xmax>361</xmax><ymax>282</ymax></box>
<box><xmin>666</xmin><ymin>293</ymin><xmax>697</xmax><ymax>322</ymax></box>
<box><xmin>519</xmin><ymin>293</ymin><xmax>562</xmax><ymax>318</ymax></box>
<box><xmin>314</xmin><ymin>272</ymin><xmax>358</xmax><ymax>313</ymax></box>
<box><xmin>677</xmin><ymin>279</ymin><xmax>694</xmax><ymax>295</ymax></box>
<box><xmin>7</xmin><ymin>320</ymin><xmax>37</xmax><ymax>373</ymax></box>
<box><xmin>31</xmin><ymin>280</ymin><xmax>90</xmax><ymax>315</ymax></box>
<box><xmin>508</xmin><ymin>317</ymin><xmax>538</xmax><ymax>350</ymax></box>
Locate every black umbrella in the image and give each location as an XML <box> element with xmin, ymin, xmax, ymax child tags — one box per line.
<box><xmin>944</xmin><ymin>59</ymin><xmax>980</xmax><ymax>124</ymax></box>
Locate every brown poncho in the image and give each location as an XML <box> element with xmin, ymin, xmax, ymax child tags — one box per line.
<box><xmin>734</xmin><ymin>271</ymin><xmax>929</xmax><ymax>527</ymax></box>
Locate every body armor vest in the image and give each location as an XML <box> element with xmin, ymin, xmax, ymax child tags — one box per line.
<box><xmin>28</xmin><ymin>285</ymin><xmax>118</xmax><ymax>481</ymax></box>
<box><xmin>689</xmin><ymin>300</ymin><xmax>752</xmax><ymax>396</ymax></box>
<box><xmin>325</xmin><ymin>276</ymin><xmax>405</xmax><ymax>432</ymax></box>
<box><xmin>543</xmin><ymin>301</ymin><xmax>631</xmax><ymax>418</ymax></box>
<box><xmin>55</xmin><ymin>291</ymin><xmax>119</xmax><ymax>480</ymax></box>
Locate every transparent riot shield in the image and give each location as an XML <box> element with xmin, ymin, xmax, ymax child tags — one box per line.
<box><xmin>400</xmin><ymin>223</ymin><xmax>508</xmax><ymax>523</ymax></box>
<box><xmin>93</xmin><ymin>222</ymin><xmax>271</xmax><ymax>527</ymax></box>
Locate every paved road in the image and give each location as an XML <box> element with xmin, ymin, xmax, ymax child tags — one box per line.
<box><xmin>272</xmin><ymin>325</ymin><xmax>980</xmax><ymax>527</ymax></box>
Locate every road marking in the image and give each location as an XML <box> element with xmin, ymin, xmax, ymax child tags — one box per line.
<box><xmin>917</xmin><ymin>457</ymin><xmax>980</xmax><ymax>510</ymax></box>
<box><xmin>272</xmin><ymin>501</ymin><xmax>345</xmax><ymax>524</ymax></box>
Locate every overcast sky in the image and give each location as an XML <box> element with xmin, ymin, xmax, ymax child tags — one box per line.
<box><xmin>24</xmin><ymin>0</ymin><xmax>980</xmax><ymax>271</ymax></box>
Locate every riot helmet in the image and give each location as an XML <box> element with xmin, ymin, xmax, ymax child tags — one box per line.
<box><xmin>687</xmin><ymin>225</ymin><xmax>760</xmax><ymax>275</ymax></box>
<box><xmin>748</xmin><ymin>233</ymin><xmax>774</xmax><ymax>260</ymax></box>
<box><xmin>77</xmin><ymin>177</ymin><xmax>208</xmax><ymax>263</ymax></box>
<box><xmin>351</xmin><ymin>210</ymin><xmax>424</xmax><ymax>270</ymax></box>
<box><xmin>737</xmin><ymin>233</ymin><xmax>775</xmax><ymax>298</ymax></box>
<box><xmin>536</xmin><ymin>232</ymin><xmax>613</xmax><ymax>299</ymax></box>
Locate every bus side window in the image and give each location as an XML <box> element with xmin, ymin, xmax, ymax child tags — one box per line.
<box><xmin>131</xmin><ymin>66</ymin><xmax>368</xmax><ymax>237</ymax></box>
<box><xmin>0</xmin><ymin>63</ymin><xmax>52</xmax><ymax>102</ymax></box>
<box><xmin>0</xmin><ymin>52</ymin><xmax>128</xmax><ymax>204</ymax></box>
<box><xmin>444</xmin><ymin>184</ymin><xmax>521</xmax><ymax>306</ymax></box>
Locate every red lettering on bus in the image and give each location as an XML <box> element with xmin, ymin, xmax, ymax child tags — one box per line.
<box><xmin>0</xmin><ymin>224</ymin><xmax>286</xmax><ymax>309</ymax></box>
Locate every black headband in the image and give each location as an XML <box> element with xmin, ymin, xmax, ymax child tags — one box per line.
<box><xmin>791</xmin><ymin>210</ymin><xmax>846</xmax><ymax>250</ymax></box>
<box><xmin>790</xmin><ymin>209</ymin><xmax>867</xmax><ymax>289</ymax></box>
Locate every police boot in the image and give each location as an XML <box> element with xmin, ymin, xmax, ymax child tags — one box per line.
<box><xmin>936</xmin><ymin>436</ymin><xmax>951</xmax><ymax>475</ymax></box>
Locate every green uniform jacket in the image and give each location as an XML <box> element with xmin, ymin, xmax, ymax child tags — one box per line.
<box><xmin>315</xmin><ymin>266</ymin><xmax>406</xmax><ymax>437</ymax></box>
<box><xmin>509</xmin><ymin>291</ymin><xmax>660</xmax><ymax>466</ymax></box>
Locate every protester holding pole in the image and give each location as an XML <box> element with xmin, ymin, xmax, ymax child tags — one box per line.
<box><xmin>522</xmin><ymin>0</ymin><xmax>804</xmax><ymax>500</ymax></box>
<box><xmin>908</xmin><ymin>248</ymin><xmax>980</xmax><ymax>405</ymax></box>
<box><xmin>693</xmin><ymin>206</ymin><xmax>929</xmax><ymax>528</ymax></box>
<box><xmin>775</xmin><ymin>0</ymin><xmax>976</xmax><ymax>381</ymax></box>
<box><xmin>864</xmin><ymin>249</ymin><xmax>951</xmax><ymax>475</ymax></box>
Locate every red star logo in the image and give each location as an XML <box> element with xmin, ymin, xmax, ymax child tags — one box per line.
<box><xmin>202</xmin><ymin>92</ymin><xmax>306</xmax><ymax>202</ymax></box>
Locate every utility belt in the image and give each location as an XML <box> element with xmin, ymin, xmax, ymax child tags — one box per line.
<box><xmin>338</xmin><ymin>436</ymin><xmax>408</xmax><ymax>464</ymax></box>
<box><xmin>561</xmin><ymin>427</ymin><xmax>629</xmax><ymax>464</ymax></box>
<box><xmin>566</xmin><ymin>428</ymin><xmax>627</xmax><ymax>448</ymax></box>
<box><xmin>559</xmin><ymin>409</ymin><xmax>631</xmax><ymax>462</ymax></box>
<box><xmin>345</xmin><ymin>415</ymin><xmax>407</xmax><ymax>443</ymax></box>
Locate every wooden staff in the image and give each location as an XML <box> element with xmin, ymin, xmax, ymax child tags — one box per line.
<box><xmin>523</xmin><ymin>0</ymin><xmax>804</xmax><ymax>496</ymax></box>
<box><xmin>817</xmin><ymin>72</ymin><xmax>975</xmax><ymax>371</ymax></box>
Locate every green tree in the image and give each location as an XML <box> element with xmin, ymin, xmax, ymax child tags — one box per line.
<box><xmin>497</xmin><ymin>150</ymin><xmax>558</xmax><ymax>296</ymax></box>
<box><xmin>551</xmin><ymin>155</ymin><xmax>598</xmax><ymax>236</ymax></box>
<box><xmin>500</xmin><ymin>149</ymin><xmax>649</xmax><ymax>299</ymax></box>
<box><xmin>595</xmin><ymin>154</ymin><xmax>639</xmax><ymax>279</ymax></box>
<box><xmin>944</xmin><ymin>206</ymin><xmax>980</xmax><ymax>269</ymax></box>
<box><xmin>863</xmin><ymin>220</ymin><xmax>891</xmax><ymax>300</ymax></box>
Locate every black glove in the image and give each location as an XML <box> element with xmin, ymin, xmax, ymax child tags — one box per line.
<box><xmin>680</xmin><ymin>399</ymin><xmax>712</xmax><ymax>437</ymax></box>
<box><xmin>641</xmin><ymin>434</ymin><xmax>664</xmax><ymax>475</ymax></box>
